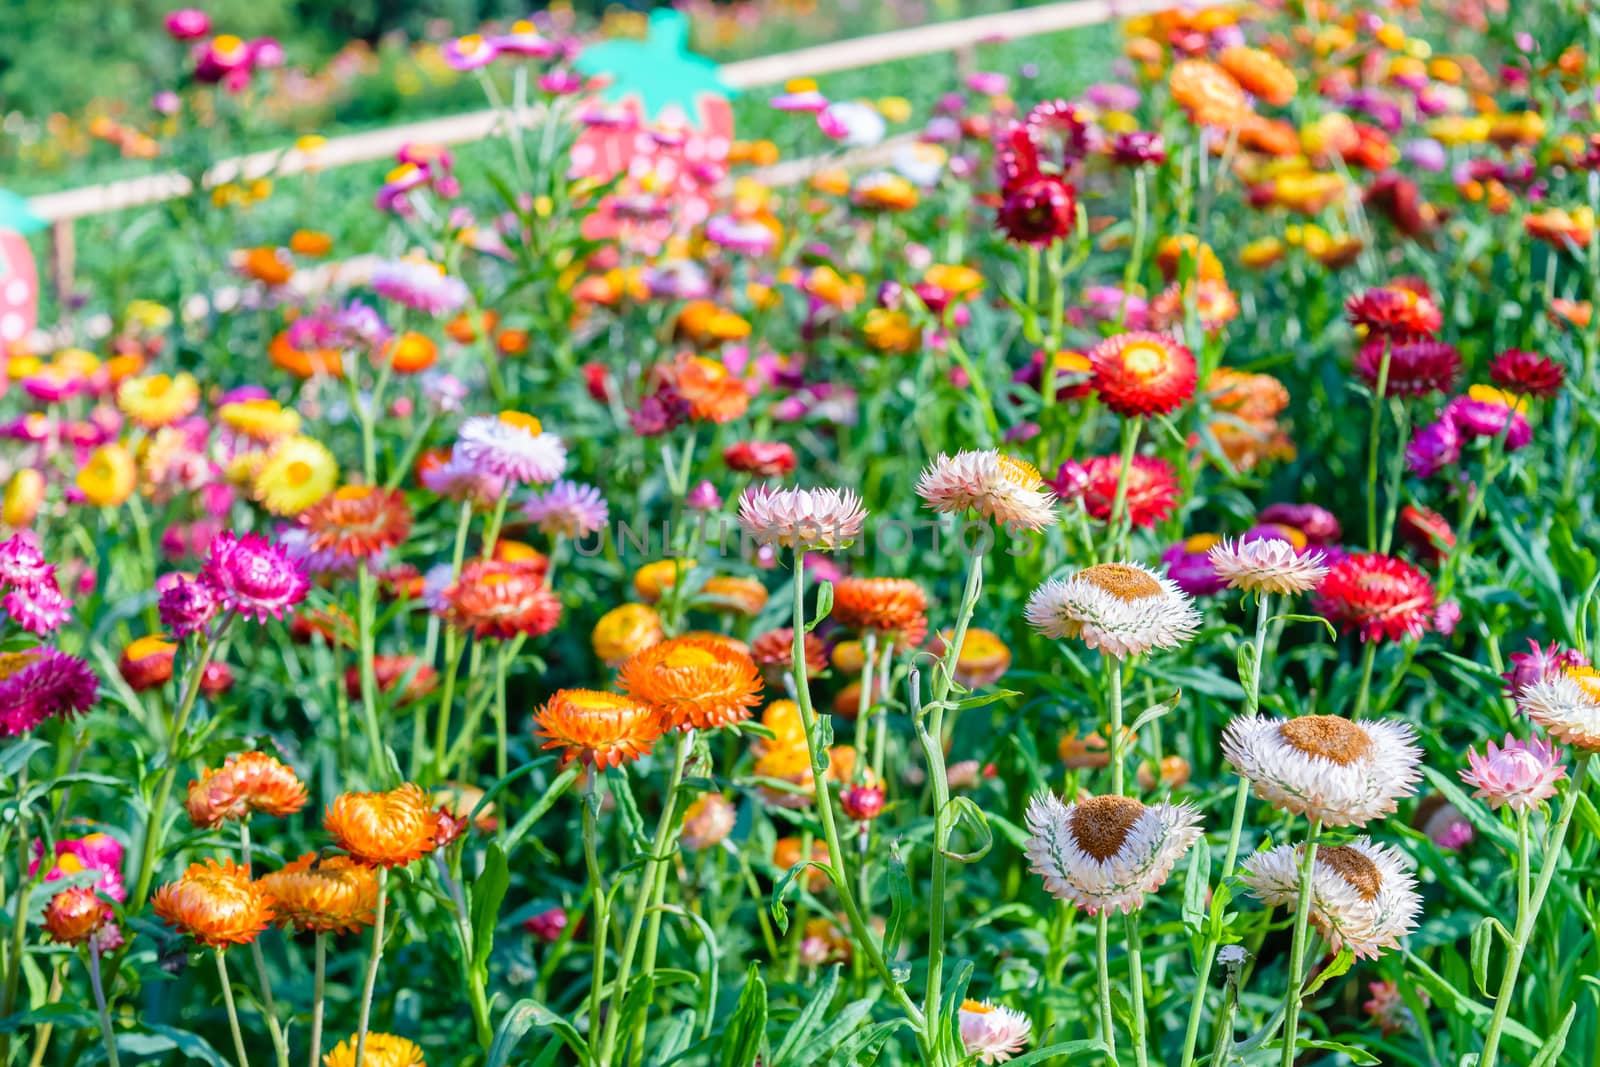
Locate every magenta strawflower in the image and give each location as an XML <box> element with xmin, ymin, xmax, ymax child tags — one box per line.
<box><xmin>4</xmin><ymin>583</ymin><xmax>72</xmax><ymax>635</ymax></box>
<box><xmin>1461</xmin><ymin>734</ymin><xmax>1567</xmax><ymax>812</ymax></box>
<box><xmin>0</xmin><ymin>536</ymin><xmax>51</xmax><ymax>588</ymax></box>
<box><xmin>199</xmin><ymin>532</ymin><xmax>309</xmax><ymax>623</ymax></box>
<box><xmin>1503</xmin><ymin>639</ymin><xmax>1588</xmax><ymax>699</ymax></box>
<box><xmin>0</xmin><ymin>649</ymin><xmax>98</xmax><ymax>737</ymax></box>
<box><xmin>523</xmin><ymin>480</ymin><xmax>609</xmax><ymax>538</ymax></box>
<box><xmin>1488</xmin><ymin>348</ymin><xmax>1565</xmax><ymax>398</ymax></box>
<box><xmin>157</xmin><ymin>573</ymin><xmax>220</xmax><ymax>638</ymax></box>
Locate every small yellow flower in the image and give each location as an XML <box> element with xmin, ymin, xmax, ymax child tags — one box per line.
<box><xmin>220</xmin><ymin>398</ymin><xmax>302</xmax><ymax>443</ymax></box>
<box><xmin>2</xmin><ymin>469</ymin><xmax>45</xmax><ymax>527</ymax></box>
<box><xmin>632</xmin><ymin>559</ymin><xmax>696</xmax><ymax>604</ymax></box>
<box><xmin>251</xmin><ymin>435</ymin><xmax>338</xmax><ymax>516</ymax></box>
<box><xmin>76</xmin><ymin>444</ymin><xmax>137</xmax><ymax>507</ymax></box>
<box><xmin>118</xmin><ymin>373</ymin><xmax>200</xmax><ymax>429</ymax></box>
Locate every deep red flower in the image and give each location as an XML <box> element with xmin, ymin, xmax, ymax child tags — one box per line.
<box><xmin>1355</xmin><ymin>339</ymin><xmax>1460</xmax><ymax>397</ymax></box>
<box><xmin>1315</xmin><ymin>552</ymin><xmax>1435</xmax><ymax>643</ymax></box>
<box><xmin>996</xmin><ymin>175</ymin><xmax>1076</xmax><ymax>246</ymax></box>
<box><xmin>1089</xmin><ymin>332</ymin><xmax>1198</xmax><ymax>417</ymax></box>
<box><xmin>1078</xmin><ymin>455</ymin><xmax>1179</xmax><ymax>528</ymax></box>
<box><xmin>723</xmin><ymin>441</ymin><xmax>798</xmax><ymax>478</ymax></box>
<box><xmin>1488</xmin><ymin>348</ymin><xmax>1565</xmax><ymax>398</ymax></box>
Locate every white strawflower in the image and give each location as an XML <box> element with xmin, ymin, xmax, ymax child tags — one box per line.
<box><xmin>1207</xmin><ymin>537</ymin><xmax>1329</xmax><ymax>595</ymax></box>
<box><xmin>1519</xmin><ymin>667</ymin><xmax>1600</xmax><ymax>751</ymax></box>
<box><xmin>1024</xmin><ymin>561</ymin><xmax>1200</xmax><ymax>658</ymax></box>
<box><xmin>916</xmin><ymin>450</ymin><xmax>1057</xmax><ymax>532</ymax></box>
<box><xmin>958</xmin><ymin>1000</ymin><xmax>1032</xmax><ymax>1063</ymax></box>
<box><xmin>1241</xmin><ymin>838</ymin><xmax>1420</xmax><ymax>960</ymax></box>
<box><xmin>737</xmin><ymin>485</ymin><xmax>867</xmax><ymax>551</ymax></box>
<box><xmin>1024</xmin><ymin>792</ymin><xmax>1202</xmax><ymax>915</ymax></box>
<box><xmin>1221</xmin><ymin>714</ymin><xmax>1421</xmax><ymax>828</ymax></box>
<box><xmin>455</xmin><ymin>412</ymin><xmax>567</xmax><ymax>485</ymax></box>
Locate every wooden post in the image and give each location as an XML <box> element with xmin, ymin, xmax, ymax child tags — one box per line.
<box><xmin>48</xmin><ymin>218</ymin><xmax>75</xmax><ymax>306</ymax></box>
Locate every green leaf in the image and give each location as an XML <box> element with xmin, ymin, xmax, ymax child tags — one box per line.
<box><xmin>718</xmin><ymin>965</ymin><xmax>767</xmax><ymax>1067</ymax></box>
<box><xmin>1469</xmin><ymin>916</ymin><xmax>1510</xmax><ymax>997</ymax></box>
<box><xmin>503</xmin><ymin>764</ymin><xmax>581</xmax><ymax>854</ymax></box>
<box><xmin>1001</xmin><ymin>1039</ymin><xmax>1109</xmax><ymax>1065</ymax></box>
<box><xmin>650</xmin><ymin>904</ymin><xmax>721</xmax><ymax>1039</ymax></box>
<box><xmin>770</xmin><ymin>860</ymin><xmax>834</xmax><ymax>935</ymax></box>
<box><xmin>1270</xmin><ymin>612</ymin><xmax>1339</xmax><ymax>641</ymax></box>
<box><xmin>1285</xmin><ymin>1039</ymin><xmax>1380</xmax><ymax>1065</ymax></box>
<box><xmin>1181</xmin><ymin>834</ymin><xmax>1211</xmax><ymax>942</ymax></box>
<box><xmin>143</xmin><ymin>1024</ymin><xmax>230</xmax><ymax>1066</ymax></box>
<box><xmin>470</xmin><ymin>843</ymin><xmax>511</xmax><ymax>975</ymax></box>
<box><xmin>882</xmin><ymin>841</ymin><xmax>912</xmax><ymax>960</ymax></box>
<box><xmin>0</xmin><ymin>1003</ymin><xmax>95</xmax><ymax>1033</ymax></box>
<box><xmin>487</xmin><ymin>998</ymin><xmax>587</xmax><ymax>1066</ymax></box>
<box><xmin>787</xmin><ymin>999</ymin><xmax>876</xmax><ymax>1064</ymax></box>
<box><xmin>941</xmin><ymin>796</ymin><xmax>993</xmax><ymax>863</ymax></box>
<box><xmin>809</xmin><ymin>581</ymin><xmax>834</xmax><ymax>633</ymax></box>
<box><xmin>825</xmin><ymin>1019</ymin><xmax>907</xmax><ymax>1066</ymax></box>
<box><xmin>1301</xmin><ymin>944</ymin><xmax>1355</xmax><ymax>998</ymax></box>
<box><xmin>772</xmin><ymin>965</ymin><xmax>840</xmax><ymax>1067</ymax></box>
<box><xmin>1126</xmin><ymin>690</ymin><xmax>1180</xmax><ymax>736</ymax></box>
<box><xmin>1529</xmin><ymin>1003</ymin><xmax>1578</xmax><ymax>1067</ymax></box>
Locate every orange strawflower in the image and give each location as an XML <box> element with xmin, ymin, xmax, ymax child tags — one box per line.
<box><xmin>152</xmin><ymin>858</ymin><xmax>275</xmax><ymax>947</ymax></box>
<box><xmin>617</xmin><ymin>635</ymin><xmax>764</xmax><ymax>731</ymax></box>
<box><xmin>186</xmin><ymin>752</ymin><xmax>309</xmax><ymax>829</ymax></box>
<box><xmin>442</xmin><ymin>559</ymin><xmax>561</xmax><ymax>640</ymax></box>
<box><xmin>1169</xmin><ymin>60</ymin><xmax>1250</xmax><ymax>127</ymax></box>
<box><xmin>697</xmin><ymin>576</ymin><xmax>770</xmax><ymax>617</ymax></box>
<box><xmin>269</xmin><ymin>329</ymin><xmax>344</xmax><ymax>379</ymax></box>
<box><xmin>831</xmin><ymin>578</ymin><xmax>929</xmax><ymax>649</ymax></box>
<box><xmin>325</xmin><ymin>783</ymin><xmax>443</xmax><ymax>867</ymax></box>
<box><xmin>534</xmin><ymin>689</ymin><xmax>664</xmax><ymax>768</ymax></box>
<box><xmin>300</xmin><ymin>486</ymin><xmax>413</xmax><ymax>559</ymax></box>
<box><xmin>1218</xmin><ymin>46</ymin><xmax>1298</xmax><ymax>106</ymax></box>
<box><xmin>675</xmin><ymin>355</ymin><xmax>750</xmax><ymax>423</ymax></box>
<box><xmin>257</xmin><ymin>854</ymin><xmax>379</xmax><ymax>935</ymax></box>
<box><xmin>591</xmin><ymin>603</ymin><xmax>665</xmax><ymax>665</ymax></box>
<box><xmin>379</xmin><ymin>332</ymin><xmax>439</xmax><ymax>373</ymax></box>
<box><xmin>44</xmin><ymin>886</ymin><xmax>111</xmax><ymax>945</ymax></box>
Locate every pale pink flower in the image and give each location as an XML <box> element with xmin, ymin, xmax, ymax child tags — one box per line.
<box><xmin>1460</xmin><ymin>734</ymin><xmax>1566</xmax><ymax>811</ymax></box>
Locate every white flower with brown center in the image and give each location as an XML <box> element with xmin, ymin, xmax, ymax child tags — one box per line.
<box><xmin>1241</xmin><ymin>838</ymin><xmax>1420</xmax><ymax>960</ymax></box>
<box><xmin>1519</xmin><ymin>666</ymin><xmax>1600</xmax><ymax>751</ymax></box>
<box><xmin>1207</xmin><ymin>537</ymin><xmax>1329</xmax><ymax>596</ymax></box>
<box><xmin>1023</xmin><ymin>561</ymin><xmax>1201</xmax><ymax>657</ymax></box>
<box><xmin>736</xmin><ymin>485</ymin><xmax>867</xmax><ymax>551</ymax></box>
<box><xmin>1024</xmin><ymin>792</ymin><xmax>1203</xmax><ymax>914</ymax></box>
<box><xmin>916</xmin><ymin>450</ymin><xmax>1058</xmax><ymax>532</ymax></box>
<box><xmin>1221</xmin><ymin>714</ymin><xmax>1421</xmax><ymax>827</ymax></box>
<box><xmin>958</xmin><ymin>1000</ymin><xmax>1032</xmax><ymax>1063</ymax></box>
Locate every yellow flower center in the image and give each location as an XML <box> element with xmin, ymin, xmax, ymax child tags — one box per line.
<box><xmin>286</xmin><ymin>461</ymin><xmax>312</xmax><ymax>486</ymax></box>
<box><xmin>1121</xmin><ymin>340</ymin><xmax>1167</xmax><ymax>379</ymax></box>
<box><xmin>334</xmin><ymin>485</ymin><xmax>374</xmax><ymax>503</ymax></box>
<box><xmin>498</xmin><ymin>411</ymin><xmax>543</xmax><ymax>435</ymax></box>
<box><xmin>663</xmin><ymin>645</ymin><xmax>719</xmax><ymax>670</ymax></box>
<box><xmin>1567</xmin><ymin>666</ymin><xmax>1600</xmax><ymax>701</ymax></box>
<box><xmin>998</xmin><ymin>455</ymin><xmax>1042</xmax><ymax>490</ymax></box>
<box><xmin>1183</xmin><ymin>533</ymin><xmax>1223</xmax><ymax>553</ymax></box>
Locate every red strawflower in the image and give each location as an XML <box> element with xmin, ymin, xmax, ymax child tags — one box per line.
<box><xmin>1078</xmin><ymin>455</ymin><xmax>1179</xmax><ymax>528</ymax></box>
<box><xmin>1315</xmin><ymin>552</ymin><xmax>1435</xmax><ymax>643</ymax></box>
<box><xmin>1355</xmin><ymin>339</ymin><xmax>1460</xmax><ymax>397</ymax></box>
<box><xmin>723</xmin><ymin>441</ymin><xmax>797</xmax><ymax>477</ymax></box>
<box><xmin>1089</xmin><ymin>332</ymin><xmax>1198</xmax><ymax>418</ymax></box>
<box><xmin>1345</xmin><ymin>286</ymin><xmax>1442</xmax><ymax>340</ymax></box>
<box><xmin>442</xmin><ymin>559</ymin><xmax>561</xmax><ymax>640</ymax></box>
<box><xmin>1397</xmin><ymin>505</ymin><xmax>1455</xmax><ymax>565</ymax></box>
<box><xmin>1488</xmin><ymin>348</ymin><xmax>1565</xmax><ymax>398</ymax></box>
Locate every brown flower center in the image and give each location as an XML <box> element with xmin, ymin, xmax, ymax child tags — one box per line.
<box><xmin>1278</xmin><ymin>715</ymin><xmax>1371</xmax><ymax>765</ymax></box>
<box><xmin>1070</xmin><ymin>794</ymin><xmax>1147</xmax><ymax>861</ymax></box>
<box><xmin>1319</xmin><ymin>845</ymin><xmax>1382</xmax><ymax>901</ymax></box>
<box><xmin>1080</xmin><ymin>563</ymin><xmax>1163</xmax><ymax>602</ymax></box>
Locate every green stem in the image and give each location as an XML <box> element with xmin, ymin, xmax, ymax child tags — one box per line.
<box><xmin>216</xmin><ymin>952</ymin><xmax>252</xmax><ymax>1067</ymax></box>
<box><xmin>352</xmin><ymin>867</ymin><xmax>389</xmax><ymax>1067</ymax></box>
<box><xmin>1126</xmin><ymin>911</ymin><xmax>1150</xmax><ymax>1067</ymax></box>
<box><xmin>1096</xmin><ymin>912</ymin><xmax>1119</xmax><ymax>1060</ymax></box>
<box><xmin>88</xmin><ymin>947</ymin><xmax>121</xmax><ymax>1067</ymax></box>
<box><xmin>308</xmin><ymin>933</ymin><xmax>326</xmax><ymax>1067</ymax></box>
<box><xmin>1351</xmin><ymin>640</ymin><xmax>1378</xmax><ymax>720</ymax></box>
<box><xmin>628</xmin><ymin>730</ymin><xmax>698</xmax><ymax>1066</ymax></box>
<box><xmin>582</xmin><ymin>774</ymin><xmax>610</xmax><ymax>1052</ymax></box>
<box><xmin>1364</xmin><ymin>339</ymin><xmax>1392</xmax><ymax>550</ymax></box>
<box><xmin>1480</xmin><ymin>756</ymin><xmax>1591</xmax><ymax>1067</ymax></box>
<box><xmin>1104</xmin><ymin>418</ymin><xmax>1143</xmax><ymax>562</ymax></box>
<box><xmin>357</xmin><ymin>565</ymin><xmax>395</xmax><ymax>786</ymax></box>
<box><xmin>1107</xmin><ymin>656</ymin><xmax>1126</xmax><ymax>795</ymax></box>
<box><xmin>1280</xmin><ymin>819</ymin><xmax>1322</xmax><ymax>1067</ymax></box>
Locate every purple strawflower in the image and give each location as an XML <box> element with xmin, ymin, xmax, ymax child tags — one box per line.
<box><xmin>643</xmin><ymin>261</ymin><xmax>713</xmax><ymax>301</ymax></box>
<box><xmin>0</xmin><ymin>649</ymin><xmax>98</xmax><ymax>737</ymax></box>
<box><xmin>1406</xmin><ymin>417</ymin><xmax>1462</xmax><ymax>477</ymax></box>
<box><xmin>523</xmin><ymin>480</ymin><xmax>609</xmax><ymax>538</ymax></box>
<box><xmin>1504</xmin><ymin>639</ymin><xmax>1588</xmax><ymax>699</ymax></box>
<box><xmin>157</xmin><ymin>573</ymin><xmax>220</xmax><ymax>638</ymax></box>
<box><xmin>200</xmin><ymin>532</ymin><xmax>309</xmax><ymax>623</ymax></box>
<box><xmin>371</xmin><ymin>260</ymin><xmax>470</xmax><ymax>316</ymax></box>
<box><xmin>1046</xmin><ymin>459</ymin><xmax>1089</xmax><ymax>502</ymax></box>
<box><xmin>1162</xmin><ymin>539</ymin><xmax>1226</xmax><ymax>596</ymax></box>
<box><xmin>421</xmin><ymin>449</ymin><xmax>506</xmax><ymax>506</ymax></box>
<box><xmin>333</xmin><ymin>300</ymin><xmax>392</xmax><ymax>349</ymax></box>
<box><xmin>455</xmin><ymin>415</ymin><xmax>567</xmax><ymax>485</ymax></box>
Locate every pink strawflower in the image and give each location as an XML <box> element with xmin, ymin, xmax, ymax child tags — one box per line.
<box><xmin>371</xmin><ymin>260</ymin><xmax>470</xmax><ymax>316</ymax></box>
<box><xmin>164</xmin><ymin>8</ymin><xmax>210</xmax><ymax>40</ymax></box>
<box><xmin>421</xmin><ymin>450</ymin><xmax>506</xmax><ymax>506</ymax></box>
<box><xmin>0</xmin><ymin>649</ymin><xmax>98</xmax><ymax>736</ymax></box>
<box><xmin>455</xmin><ymin>414</ymin><xmax>567</xmax><ymax>485</ymax></box>
<box><xmin>32</xmin><ymin>834</ymin><xmax>127</xmax><ymax>902</ymax></box>
<box><xmin>200</xmin><ymin>532</ymin><xmax>309</xmax><ymax>623</ymax></box>
<box><xmin>4</xmin><ymin>583</ymin><xmax>72</xmax><ymax>634</ymax></box>
<box><xmin>0</xmin><ymin>536</ymin><xmax>51</xmax><ymax>588</ymax></box>
<box><xmin>1461</xmin><ymin>734</ymin><xmax>1567</xmax><ymax>812</ymax></box>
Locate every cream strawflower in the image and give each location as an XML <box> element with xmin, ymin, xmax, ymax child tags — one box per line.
<box><xmin>916</xmin><ymin>450</ymin><xmax>1057</xmax><ymax>531</ymax></box>
<box><xmin>1519</xmin><ymin>666</ymin><xmax>1600</xmax><ymax>750</ymax></box>
<box><xmin>1221</xmin><ymin>715</ymin><xmax>1421</xmax><ymax>827</ymax></box>
<box><xmin>1241</xmin><ymin>838</ymin><xmax>1420</xmax><ymax>960</ymax></box>
<box><xmin>1024</xmin><ymin>561</ymin><xmax>1200</xmax><ymax>657</ymax></box>
<box><xmin>737</xmin><ymin>485</ymin><xmax>867</xmax><ymax>551</ymax></box>
<box><xmin>1207</xmin><ymin>537</ymin><xmax>1329</xmax><ymax>595</ymax></box>
<box><xmin>958</xmin><ymin>1000</ymin><xmax>1032</xmax><ymax>1064</ymax></box>
<box><xmin>1024</xmin><ymin>792</ymin><xmax>1202</xmax><ymax>915</ymax></box>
